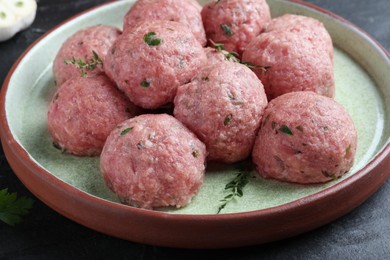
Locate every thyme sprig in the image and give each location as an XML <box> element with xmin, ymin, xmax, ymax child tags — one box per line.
<box><xmin>217</xmin><ymin>162</ymin><xmax>251</xmax><ymax>214</ymax></box>
<box><xmin>210</xmin><ymin>40</ymin><xmax>240</xmax><ymax>63</ymax></box>
<box><xmin>64</xmin><ymin>51</ymin><xmax>103</xmax><ymax>77</ymax></box>
<box><xmin>210</xmin><ymin>41</ymin><xmax>271</xmax><ymax>73</ymax></box>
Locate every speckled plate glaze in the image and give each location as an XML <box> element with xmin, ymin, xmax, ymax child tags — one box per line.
<box><xmin>1</xmin><ymin>0</ymin><xmax>389</xmax><ymax>248</ymax></box>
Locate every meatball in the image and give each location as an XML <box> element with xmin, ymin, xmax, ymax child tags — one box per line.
<box><xmin>201</xmin><ymin>0</ymin><xmax>271</xmax><ymax>55</ymax></box>
<box><xmin>174</xmin><ymin>61</ymin><xmax>268</xmax><ymax>163</ymax></box>
<box><xmin>47</xmin><ymin>75</ymin><xmax>138</xmax><ymax>156</ymax></box>
<box><xmin>53</xmin><ymin>25</ymin><xmax>121</xmax><ymax>86</ymax></box>
<box><xmin>100</xmin><ymin>114</ymin><xmax>206</xmax><ymax>209</ymax></box>
<box><xmin>242</xmin><ymin>31</ymin><xmax>335</xmax><ymax>100</ymax></box>
<box><xmin>123</xmin><ymin>0</ymin><xmax>206</xmax><ymax>46</ymax></box>
<box><xmin>104</xmin><ymin>20</ymin><xmax>207</xmax><ymax>109</ymax></box>
<box><xmin>252</xmin><ymin>91</ymin><xmax>357</xmax><ymax>184</ymax></box>
<box><xmin>264</xmin><ymin>14</ymin><xmax>333</xmax><ymax>60</ymax></box>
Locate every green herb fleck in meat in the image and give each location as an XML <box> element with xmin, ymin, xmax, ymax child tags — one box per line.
<box><xmin>120</xmin><ymin>127</ymin><xmax>133</xmax><ymax>136</ymax></box>
<box><xmin>140</xmin><ymin>79</ymin><xmax>151</xmax><ymax>88</ymax></box>
<box><xmin>279</xmin><ymin>125</ymin><xmax>293</xmax><ymax>135</ymax></box>
<box><xmin>224</xmin><ymin>114</ymin><xmax>233</xmax><ymax>126</ymax></box>
<box><xmin>221</xmin><ymin>24</ymin><xmax>234</xmax><ymax>36</ymax></box>
<box><xmin>322</xmin><ymin>170</ymin><xmax>338</xmax><ymax>180</ymax></box>
<box><xmin>344</xmin><ymin>144</ymin><xmax>352</xmax><ymax>159</ymax></box>
<box><xmin>144</xmin><ymin>32</ymin><xmax>161</xmax><ymax>46</ymax></box>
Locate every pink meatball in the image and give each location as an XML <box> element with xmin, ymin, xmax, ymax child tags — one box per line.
<box><xmin>265</xmin><ymin>14</ymin><xmax>333</xmax><ymax>60</ymax></box>
<box><xmin>252</xmin><ymin>91</ymin><xmax>357</xmax><ymax>184</ymax></box>
<box><xmin>242</xmin><ymin>31</ymin><xmax>335</xmax><ymax>100</ymax></box>
<box><xmin>104</xmin><ymin>20</ymin><xmax>207</xmax><ymax>109</ymax></box>
<box><xmin>47</xmin><ymin>75</ymin><xmax>138</xmax><ymax>156</ymax></box>
<box><xmin>100</xmin><ymin>114</ymin><xmax>206</xmax><ymax>209</ymax></box>
<box><xmin>123</xmin><ymin>0</ymin><xmax>206</xmax><ymax>46</ymax></box>
<box><xmin>201</xmin><ymin>0</ymin><xmax>271</xmax><ymax>55</ymax></box>
<box><xmin>53</xmin><ymin>25</ymin><xmax>121</xmax><ymax>86</ymax></box>
<box><xmin>174</xmin><ymin>61</ymin><xmax>268</xmax><ymax>163</ymax></box>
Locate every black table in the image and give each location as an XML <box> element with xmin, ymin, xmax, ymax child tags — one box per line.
<box><xmin>1</xmin><ymin>0</ymin><xmax>389</xmax><ymax>259</ymax></box>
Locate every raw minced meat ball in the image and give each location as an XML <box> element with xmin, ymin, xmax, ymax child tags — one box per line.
<box><xmin>104</xmin><ymin>20</ymin><xmax>207</xmax><ymax>109</ymax></box>
<box><xmin>123</xmin><ymin>0</ymin><xmax>206</xmax><ymax>46</ymax></box>
<box><xmin>242</xmin><ymin>30</ymin><xmax>335</xmax><ymax>100</ymax></box>
<box><xmin>174</xmin><ymin>61</ymin><xmax>268</xmax><ymax>163</ymax></box>
<box><xmin>264</xmin><ymin>14</ymin><xmax>333</xmax><ymax>60</ymax></box>
<box><xmin>47</xmin><ymin>75</ymin><xmax>138</xmax><ymax>156</ymax></box>
<box><xmin>252</xmin><ymin>91</ymin><xmax>357</xmax><ymax>184</ymax></box>
<box><xmin>201</xmin><ymin>0</ymin><xmax>271</xmax><ymax>55</ymax></box>
<box><xmin>53</xmin><ymin>25</ymin><xmax>121</xmax><ymax>86</ymax></box>
<box><xmin>100</xmin><ymin>114</ymin><xmax>207</xmax><ymax>209</ymax></box>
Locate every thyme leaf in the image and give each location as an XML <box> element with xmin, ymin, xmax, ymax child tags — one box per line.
<box><xmin>210</xmin><ymin>40</ymin><xmax>240</xmax><ymax>63</ymax></box>
<box><xmin>221</xmin><ymin>24</ymin><xmax>234</xmax><ymax>36</ymax></box>
<box><xmin>64</xmin><ymin>51</ymin><xmax>102</xmax><ymax>77</ymax></box>
<box><xmin>120</xmin><ymin>127</ymin><xmax>133</xmax><ymax>136</ymax></box>
<box><xmin>217</xmin><ymin>162</ymin><xmax>251</xmax><ymax>214</ymax></box>
<box><xmin>279</xmin><ymin>125</ymin><xmax>293</xmax><ymax>135</ymax></box>
<box><xmin>210</xmin><ymin>41</ymin><xmax>271</xmax><ymax>71</ymax></box>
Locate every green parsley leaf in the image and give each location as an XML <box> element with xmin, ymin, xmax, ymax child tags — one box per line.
<box><xmin>0</xmin><ymin>189</ymin><xmax>34</xmax><ymax>226</ymax></box>
<box><xmin>279</xmin><ymin>125</ymin><xmax>293</xmax><ymax>135</ymax></box>
<box><xmin>140</xmin><ymin>79</ymin><xmax>151</xmax><ymax>88</ymax></box>
<box><xmin>221</xmin><ymin>24</ymin><xmax>234</xmax><ymax>36</ymax></box>
<box><xmin>120</xmin><ymin>127</ymin><xmax>133</xmax><ymax>136</ymax></box>
<box><xmin>144</xmin><ymin>32</ymin><xmax>161</xmax><ymax>46</ymax></box>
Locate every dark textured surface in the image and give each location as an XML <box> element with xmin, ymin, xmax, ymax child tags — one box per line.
<box><xmin>0</xmin><ymin>0</ymin><xmax>389</xmax><ymax>259</ymax></box>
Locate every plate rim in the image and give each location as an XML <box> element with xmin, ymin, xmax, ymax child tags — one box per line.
<box><xmin>1</xmin><ymin>0</ymin><xmax>389</xmax><ymax>248</ymax></box>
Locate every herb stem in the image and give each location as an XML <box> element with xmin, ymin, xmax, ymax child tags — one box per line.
<box><xmin>217</xmin><ymin>162</ymin><xmax>251</xmax><ymax>214</ymax></box>
<box><xmin>64</xmin><ymin>51</ymin><xmax>102</xmax><ymax>77</ymax></box>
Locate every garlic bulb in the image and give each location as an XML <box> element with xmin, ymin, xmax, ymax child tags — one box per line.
<box><xmin>0</xmin><ymin>0</ymin><xmax>37</xmax><ymax>42</ymax></box>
